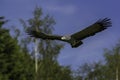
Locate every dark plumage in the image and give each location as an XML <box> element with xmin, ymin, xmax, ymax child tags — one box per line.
<box><xmin>0</xmin><ymin>16</ymin><xmax>8</xmax><ymax>27</ymax></box>
<box><xmin>27</xmin><ymin>18</ymin><xmax>112</xmax><ymax>48</ymax></box>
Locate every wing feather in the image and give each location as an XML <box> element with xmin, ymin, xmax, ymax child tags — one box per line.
<box><xmin>71</xmin><ymin>18</ymin><xmax>112</xmax><ymax>40</ymax></box>
<box><xmin>26</xmin><ymin>29</ymin><xmax>62</xmax><ymax>40</ymax></box>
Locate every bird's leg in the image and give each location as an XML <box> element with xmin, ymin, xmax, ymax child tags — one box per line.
<box><xmin>71</xmin><ymin>40</ymin><xmax>83</xmax><ymax>48</ymax></box>
<box><xmin>70</xmin><ymin>39</ymin><xmax>77</xmax><ymax>47</ymax></box>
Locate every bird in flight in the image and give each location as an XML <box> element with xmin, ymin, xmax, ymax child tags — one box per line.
<box><xmin>0</xmin><ymin>16</ymin><xmax>8</xmax><ymax>27</ymax></box>
<box><xmin>27</xmin><ymin>18</ymin><xmax>112</xmax><ymax>48</ymax></box>
<box><xmin>0</xmin><ymin>16</ymin><xmax>5</xmax><ymax>27</ymax></box>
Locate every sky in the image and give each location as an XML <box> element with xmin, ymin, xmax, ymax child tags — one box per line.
<box><xmin>1</xmin><ymin>0</ymin><xmax>120</xmax><ymax>69</ymax></box>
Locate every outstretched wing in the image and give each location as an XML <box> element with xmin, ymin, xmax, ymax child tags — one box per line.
<box><xmin>26</xmin><ymin>29</ymin><xmax>62</xmax><ymax>40</ymax></box>
<box><xmin>0</xmin><ymin>16</ymin><xmax>8</xmax><ymax>27</ymax></box>
<box><xmin>71</xmin><ymin>18</ymin><xmax>112</xmax><ymax>40</ymax></box>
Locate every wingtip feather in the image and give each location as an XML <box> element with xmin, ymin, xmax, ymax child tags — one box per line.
<box><xmin>26</xmin><ymin>27</ymin><xmax>36</xmax><ymax>37</ymax></box>
<box><xmin>97</xmin><ymin>18</ymin><xmax>112</xmax><ymax>28</ymax></box>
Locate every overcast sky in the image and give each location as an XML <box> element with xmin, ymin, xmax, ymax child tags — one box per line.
<box><xmin>1</xmin><ymin>0</ymin><xmax>120</xmax><ymax>69</ymax></box>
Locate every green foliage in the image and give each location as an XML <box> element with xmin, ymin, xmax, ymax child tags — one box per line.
<box><xmin>103</xmin><ymin>43</ymin><xmax>120</xmax><ymax>80</ymax></box>
<box><xmin>19</xmin><ymin>7</ymin><xmax>72</xmax><ymax>80</ymax></box>
<box><xmin>0</xmin><ymin>17</ymin><xmax>35</xmax><ymax>80</ymax></box>
<box><xmin>74</xmin><ymin>42</ymin><xmax>120</xmax><ymax>80</ymax></box>
<box><xmin>37</xmin><ymin>60</ymin><xmax>72</xmax><ymax>80</ymax></box>
<box><xmin>1</xmin><ymin>6</ymin><xmax>119</xmax><ymax>80</ymax></box>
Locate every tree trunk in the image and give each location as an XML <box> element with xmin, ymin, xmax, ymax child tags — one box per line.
<box><xmin>116</xmin><ymin>67</ymin><xmax>118</xmax><ymax>80</ymax></box>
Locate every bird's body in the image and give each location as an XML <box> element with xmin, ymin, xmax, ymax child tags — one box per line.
<box><xmin>27</xmin><ymin>18</ymin><xmax>112</xmax><ymax>48</ymax></box>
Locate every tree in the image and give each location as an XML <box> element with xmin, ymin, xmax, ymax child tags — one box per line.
<box><xmin>74</xmin><ymin>41</ymin><xmax>120</xmax><ymax>80</ymax></box>
<box><xmin>104</xmin><ymin>42</ymin><xmax>120</xmax><ymax>80</ymax></box>
<box><xmin>20</xmin><ymin>7</ymin><xmax>73</xmax><ymax>80</ymax></box>
<box><xmin>74</xmin><ymin>62</ymin><xmax>104</xmax><ymax>80</ymax></box>
<box><xmin>0</xmin><ymin>16</ymin><xmax>35</xmax><ymax>80</ymax></box>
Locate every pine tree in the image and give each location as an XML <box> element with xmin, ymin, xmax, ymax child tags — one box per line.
<box><xmin>0</xmin><ymin>16</ymin><xmax>35</xmax><ymax>80</ymax></box>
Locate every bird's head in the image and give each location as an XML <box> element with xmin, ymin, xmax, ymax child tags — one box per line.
<box><xmin>61</xmin><ymin>35</ymin><xmax>71</xmax><ymax>40</ymax></box>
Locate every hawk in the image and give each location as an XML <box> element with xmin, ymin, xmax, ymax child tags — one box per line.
<box><xmin>27</xmin><ymin>18</ymin><xmax>112</xmax><ymax>48</ymax></box>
